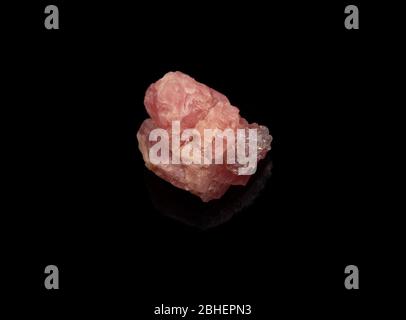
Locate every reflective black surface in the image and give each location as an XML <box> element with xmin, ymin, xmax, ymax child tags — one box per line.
<box><xmin>5</xmin><ymin>1</ymin><xmax>393</xmax><ymax>318</ymax></box>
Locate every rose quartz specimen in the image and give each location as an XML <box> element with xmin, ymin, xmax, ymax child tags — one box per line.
<box><xmin>137</xmin><ymin>71</ymin><xmax>272</xmax><ymax>202</ymax></box>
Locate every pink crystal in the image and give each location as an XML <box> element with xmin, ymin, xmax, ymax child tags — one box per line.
<box><xmin>137</xmin><ymin>71</ymin><xmax>272</xmax><ymax>202</ymax></box>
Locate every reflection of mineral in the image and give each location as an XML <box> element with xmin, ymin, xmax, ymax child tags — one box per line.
<box><xmin>137</xmin><ymin>71</ymin><xmax>272</xmax><ymax>202</ymax></box>
<box><xmin>145</xmin><ymin>156</ymin><xmax>273</xmax><ymax>230</ymax></box>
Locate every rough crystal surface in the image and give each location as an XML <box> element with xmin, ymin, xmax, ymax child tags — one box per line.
<box><xmin>137</xmin><ymin>71</ymin><xmax>272</xmax><ymax>202</ymax></box>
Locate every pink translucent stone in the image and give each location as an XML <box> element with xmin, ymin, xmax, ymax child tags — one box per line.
<box><xmin>137</xmin><ymin>71</ymin><xmax>272</xmax><ymax>202</ymax></box>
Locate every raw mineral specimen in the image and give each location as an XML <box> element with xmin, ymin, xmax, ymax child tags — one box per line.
<box><xmin>137</xmin><ymin>71</ymin><xmax>272</xmax><ymax>202</ymax></box>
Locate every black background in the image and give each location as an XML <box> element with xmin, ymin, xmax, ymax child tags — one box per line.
<box><xmin>4</xmin><ymin>0</ymin><xmax>401</xmax><ymax>318</ymax></box>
